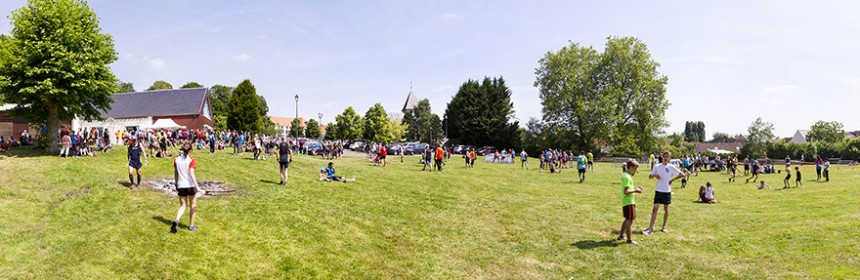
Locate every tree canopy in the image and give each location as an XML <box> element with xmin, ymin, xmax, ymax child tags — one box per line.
<box><xmin>0</xmin><ymin>0</ymin><xmax>118</xmax><ymax>152</ymax></box>
<box><xmin>180</xmin><ymin>82</ymin><xmax>204</xmax><ymax>89</ymax></box>
<box><xmin>403</xmin><ymin>99</ymin><xmax>443</xmax><ymax>143</ymax></box>
<box><xmin>807</xmin><ymin>120</ymin><xmax>844</xmax><ymax>143</ymax></box>
<box><xmin>363</xmin><ymin>103</ymin><xmax>404</xmax><ymax>143</ymax></box>
<box><xmin>208</xmin><ymin>84</ymin><xmax>233</xmax><ymax>117</ymax></box>
<box><xmin>226</xmin><ymin>79</ymin><xmax>261</xmax><ymax>133</ymax></box>
<box><xmin>534</xmin><ymin>36</ymin><xmax>669</xmax><ymax>155</ymax></box>
<box><xmin>117</xmin><ymin>80</ymin><xmax>136</xmax><ymax>93</ymax></box>
<box><xmin>306</xmin><ymin>119</ymin><xmax>320</xmax><ymax>139</ymax></box>
<box><xmin>334</xmin><ymin>106</ymin><xmax>363</xmax><ymax>141</ymax></box>
<box><xmin>445</xmin><ymin>77</ymin><xmax>519</xmax><ymax>147</ymax></box>
<box><xmin>290</xmin><ymin>118</ymin><xmax>304</xmax><ymax>137</ymax></box>
<box><xmin>684</xmin><ymin>121</ymin><xmax>706</xmax><ymax>142</ymax></box>
<box><xmin>146</xmin><ymin>80</ymin><xmax>173</xmax><ymax>91</ymax></box>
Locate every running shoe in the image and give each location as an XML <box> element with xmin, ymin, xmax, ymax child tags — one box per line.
<box><xmin>617</xmin><ymin>236</ymin><xmax>625</xmax><ymax>241</ymax></box>
<box><xmin>626</xmin><ymin>240</ymin><xmax>638</xmax><ymax>245</ymax></box>
<box><xmin>170</xmin><ymin>221</ymin><xmax>178</xmax><ymax>233</ymax></box>
<box><xmin>642</xmin><ymin>229</ymin><xmax>653</xmax><ymax>235</ymax></box>
<box><xmin>189</xmin><ymin>225</ymin><xmax>199</xmax><ymax>232</ymax></box>
<box><xmin>661</xmin><ymin>229</ymin><xmax>669</xmax><ymax>233</ymax></box>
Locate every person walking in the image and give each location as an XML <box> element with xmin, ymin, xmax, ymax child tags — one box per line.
<box><xmin>643</xmin><ymin>151</ymin><xmax>685</xmax><ymax>235</ymax></box>
<box><xmin>171</xmin><ymin>143</ymin><xmax>202</xmax><ymax>233</ymax></box>
<box><xmin>521</xmin><ymin>149</ymin><xmax>529</xmax><ymax>170</ymax></box>
<box><xmin>278</xmin><ymin>139</ymin><xmax>292</xmax><ymax>186</ymax></box>
<box><xmin>435</xmin><ymin>144</ymin><xmax>444</xmax><ymax>171</ymax></box>
<box><xmin>127</xmin><ymin>137</ymin><xmax>148</xmax><ymax>189</ymax></box>
<box><xmin>618</xmin><ymin>159</ymin><xmax>643</xmax><ymax>245</ymax></box>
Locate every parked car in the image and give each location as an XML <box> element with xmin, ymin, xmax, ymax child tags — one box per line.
<box><xmin>306</xmin><ymin>142</ymin><xmax>323</xmax><ymax>155</ymax></box>
<box><xmin>476</xmin><ymin>146</ymin><xmax>496</xmax><ymax>156</ymax></box>
<box><xmin>453</xmin><ymin>145</ymin><xmax>475</xmax><ymax>154</ymax></box>
<box><xmin>349</xmin><ymin>141</ymin><xmax>365</xmax><ymax>151</ymax></box>
<box><xmin>406</xmin><ymin>143</ymin><xmax>428</xmax><ymax>155</ymax></box>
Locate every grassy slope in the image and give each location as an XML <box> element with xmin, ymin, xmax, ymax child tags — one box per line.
<box><xmin>0</xmin><ymin>147</ymin><xmax>858</xmax><ymax>279</ymax></box>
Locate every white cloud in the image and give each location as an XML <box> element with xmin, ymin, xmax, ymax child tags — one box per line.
<box><xmin>763</xmin><ymin>84</ymin><xmax>799</xmax><ymax>94</ymax></box>
<box><xmin>844</xmin><ymin>77</ymin><xmax>860</xmax><ymax>88</ymax></box>
<box><xmin>147</xmin><ymin>58</ymin><xmax>165</xmax><ymax>69</ymax></box>
<box><xmin>232</xmin><ymin>53</ymin><xmax>251</xmax><ymax>62</ymax></box>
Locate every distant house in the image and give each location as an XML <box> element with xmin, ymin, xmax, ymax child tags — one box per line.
<box><xmin>790</xmin><ymin>130</ymin><xmax>809</xmax><ymax>143</ymax></box>
<box><xmin>72</xmin><ymin>88</ymin><xmax>214</xmax><ymax>137</ymax></box>
<box><xmin>270</xmin><ymin>116</ymin><xmax>306</xmax><ymax>139</ymax></box>
<box><xmin>0</xmin><ymin>104</ymin><xmax>33</xmax><ymax>141</ymax></box>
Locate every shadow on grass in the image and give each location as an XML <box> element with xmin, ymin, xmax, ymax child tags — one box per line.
<box><xmin>118</xmin><ymin>181</ymin><xmax>133</xmax><ymax>189</ymax></box>
<box><xmin>571</xmin><ymin>240</ymin><xmax>620</xmax><ymax>249</ymax></box>
<box><xmin>259</xmin><ymin>179</ymin><xmax>280</xmax><ymax>184</ymax></box>
<box><xmin>0</xmin><ymin>146</ymin><xmax>55</xmax><ymax>158</ymax></box>
<box><xmin>152</xmin><ymin>215</ymin><xmax>185</xmax><ymax>228</ymax></box>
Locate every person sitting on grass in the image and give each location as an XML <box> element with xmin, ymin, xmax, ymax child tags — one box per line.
<box><xmin>699</xmin><ymin>182</ymin><xmax>716</xmax><ymax>203</ymax></box>
<box><xmin>757</xmin><ymin>180</ymin><xmax>770</xmax><ymax>190</ymax></box>
<box><xmin>617</xmin><ymin>158</ymin><xmax>643</xmax><ymax>245</ymax></box>
<box><xmin>322</xmin><ymin>162</ymin><xmax>355</xmax><ymax>183</ymax></box>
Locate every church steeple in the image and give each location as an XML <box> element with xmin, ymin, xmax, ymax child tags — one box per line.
<box><xmin>402</xmin><ymin>81</ymin><xmax>418</xmax><ymax>114</ymax></box>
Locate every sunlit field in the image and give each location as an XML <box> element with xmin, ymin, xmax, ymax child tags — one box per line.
<box><xmin>1</xmin><ymin>146</ymin><xmax>857</xmax><ymax>279</ymax></box>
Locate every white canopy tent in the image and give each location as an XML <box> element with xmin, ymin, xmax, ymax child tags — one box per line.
<box><xmin>150</xmin><ymin>118</ymin><xmax>186</xmax><ymax>130</ymax></box>
<box><xmin>708</xmin><ymin>148</ymin><xmax>735</xmax><ymax>154</ymax></box>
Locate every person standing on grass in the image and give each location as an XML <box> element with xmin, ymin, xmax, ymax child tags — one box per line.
<box><xmin>422</xmin><ymin>146</ymin><xmax>433</xmax><ymax>171</ymax></box>
<box><xmin>795</xmin><ymin>166</ymin><xmax>803</xmax><ymax>187</ymax></box>
<box><xmin>823</xmin><ymin>160</ymin><xmax>830</xmax><ymax>182</ymax></box>
<box><xmin>649</xmin><ymin>153</ymin><xmax>655</xmax><ymax>170</ymax></box>
<box><xmin>127</xmin><ymin>137</ymin><xmax>148</xmax><ymax>190</ymax></box>
<box><xmin>783</xmin><ymin>165</ymin><xmax>792</xmax><ymax>189</ymax></box>
<box><xmin>379</xmin><ymin>144</ymin><xmax>388</xmax><ymax>167</ymax></box>
<box><xmin>400</xmin><ymin>144</ymin><xmax>405</xmax><ymax>163</ymax></box>
<box><xmin>746</xmin><ymin>160</ymin><xmax>760</xmax><ymax>183</ymax></box>
<box><xmin>208</xmin><ymin>132</ymin><xmax>216</xmax><ymax>154</ymax></box>
<box><xmin>435</xmin><ymin>144</ymin><xmax>444</xmax><ymax>171</ymax></box>
<box><xmin>643</xmin><ymin>151</ymin><xmax>685</xmax><ymax>235</ymax></box>
<box><xmin>586</xmin><ymin>150</ymin><xmax>594</xmax><ymax>172</ymax></box>
<box><xmin>521</xmin><ymin>149</ymin><xmax>529</xmax><ymax>170</ymax></box>
<box><xmin>618</xmin><ymin>158</ymin><xmax>643</xmax><ymax>245</ymax></box>
<box><xmin>577</xmin><ymin>151</ymin><xmax>588</xmax><ymax>183</ymax></box>
<box><xmin>815</xmin><ymin>155</ymin><xmax>823</xmax><ymax>181</ymax></box>
<box><xmin>171</xmin><ymin>143</ymin><xmax>202</xmax><ymax>233</ymax></box>
<box><xmin>470</xmin><ymin>148</ymin><xmax>477</xmax><ymax>169</ymax></box>
<box><xmin>278</xmin><ymin>138</ymin><xmax>292</xmax><ymax>186</ymax></box>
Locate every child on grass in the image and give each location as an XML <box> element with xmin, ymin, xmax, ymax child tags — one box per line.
<box><xmin>700</xmin><ymin>182</ymin><xmax>716</xmax><ymax>203</ymax></box>
<box><xmin>618</xmin><ymin>159</ymin><xmax>643</xmax><ymax>245</ymax></box>
<box><xmin>795</xmin><ymin>167</ymin><xmax>803</xmax><ymax>187</ymax></box>
<box><xmin>757</xmin><ymin>180</ymin><xmax>770</xmax><ymax>190</ymax></box>
<box><xmin>783</xmin><ymin>165</ymin><xmax>792</xmax><ymax>189</ymax></box>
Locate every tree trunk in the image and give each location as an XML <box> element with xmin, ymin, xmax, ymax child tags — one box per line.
<box><xmin>46</xmin><ymin>104</ymin><xmax>60</xmax><ymax>154</ymax></box>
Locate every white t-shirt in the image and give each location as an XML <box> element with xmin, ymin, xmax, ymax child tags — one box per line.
<box><xmin>174</xmin><ymin>155</ymin><xmax>198</xmax><ymax>189</ymax></box>
<box><xmin>650</xmin><ymin>163</ymin><xmax>681</xmax><ymax>193</ymax></box>
<box><xmin>704</xmin><ymin>187</ymin><xmax>714</xmax><ymax>199</ymax></box>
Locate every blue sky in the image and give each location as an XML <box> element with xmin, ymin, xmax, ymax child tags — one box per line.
<box><xmin>2</xmin><ymin>0</ymin><xmax>859</xmax><ymax>138</ymax></box>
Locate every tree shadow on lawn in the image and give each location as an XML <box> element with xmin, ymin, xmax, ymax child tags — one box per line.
<box><xmin>571</xmin><ymin>239</ymin><xmax>620</xmax><ymax>249</ymax></box>
<box><xmin>0</xmin><ymin>146</ymin><xmax>63</xmax><ymax>158</ymax></box>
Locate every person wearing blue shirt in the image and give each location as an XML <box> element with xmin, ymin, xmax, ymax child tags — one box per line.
<box><xmin>322</xmin><ymin>162</ymin><xmax>354</xmax><ymax>183</ymax></box>
<box><xmin>577</xmin><ymin>151</ymin><xmax>588</xmax><ymax>183</ymax></box>
<box><xmin>238</xmin><ymin>133</ymin><xmax>245</xmax><ymax>155</ymax></box>
<box><xmin>208</xmin><ymin>133</ymin><xmax>216</xmax><ymax>154</ymax></box>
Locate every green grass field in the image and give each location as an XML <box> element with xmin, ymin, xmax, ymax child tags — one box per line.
<box><xmin>0</xmin><ymin>146</ymin><xmax>858</xmax><ymax>279</ymax></box>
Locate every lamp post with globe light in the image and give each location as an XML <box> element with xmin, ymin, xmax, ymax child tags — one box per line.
<box><xmin>294</xmin><ymin>94</ymin><xmax>299</xmax><ymax>148</ymax></box>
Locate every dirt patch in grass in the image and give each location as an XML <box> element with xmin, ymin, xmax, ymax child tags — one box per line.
<box><xmin>145</xmin><ymin>179</ymin><xmax>234</xmax><ymax>197</ymax></box>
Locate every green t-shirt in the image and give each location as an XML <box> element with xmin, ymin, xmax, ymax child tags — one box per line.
<box><xmin>586</xmin><ymin>152</ymin><xmax>593</xmax><ymax>161</ymax></box>
<box><xmin>621</xmin><ymin>172</ymin><xmax>635</xmax><ymax>206</ymax></box>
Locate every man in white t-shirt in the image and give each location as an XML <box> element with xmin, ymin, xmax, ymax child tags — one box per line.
<box><xmin>643</xmin><ymin>151</ymin><xmax>686</xmax><ymax>235</ymax></box>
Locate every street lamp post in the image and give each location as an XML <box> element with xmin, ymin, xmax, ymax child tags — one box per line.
<box><xmin>318</xmin><ymin>113</ymin><xmax>323</xmax><ymax>142</ymax></box>
<box><xmin>294</xmin><ymin>94</ymin><xmax>299</xmax><ymax>148</ymax></box>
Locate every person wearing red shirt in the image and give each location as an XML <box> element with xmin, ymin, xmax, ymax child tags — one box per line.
<box><xmin>435</xmin><ymin>145</ymin><xmax>444</xmax><ymax>171</ymax></box>
<box><xmin>379</xmin><ymin>145</ymin><xmax>388</xmax><ymax>167</ymax></box>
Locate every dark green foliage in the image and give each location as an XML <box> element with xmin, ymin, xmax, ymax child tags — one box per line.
<box><xmin>146</xmin><ymin>80</ymin><xmax>173</xmax><ymax>91</ymax></box>
<box><xmin>403</xmin><ymin>99</ymin><xmax>443</xmax><ymax>143</ymax></box>
<box><xmin>226</xmin><ymin>79</ymin><xmax>261</xmax><ymax>133</ymax></box>
<box><xmin>0</xmin><ymin>0</ymin><xmax>118</xmax><ymax>152</ymax></box>
<box><xmin>324</xmin><ymin>122</ymin><xmax>337</xmax><ymax>140</ymax></box>
<box><xmin>117</xmin><ymin>81</ymin><xmax>136</xmax><ymax>93</ymax></box>
<box><xmin>684</xmin><ymin>121</ymin><xmax>706</xmax><ymax>142</ymax></box>
<box><xmin>180</xmin><ymin>82</ymin><xmax>204</xmax><ymax>89</ymax></box>
<box><xmin>208</xmin><ymin>84</ymin><xmax>233</xmax><ymax>117</ymax></box>
<box><xmin>445</xmin><ymin>77</ymin><xmax>519</xmax><ymax>147</ymax></box>
<box><xmin>290</xmin><ymin>118</ymin><xmax>304</xmax><ymax>137</ymax></box>
<box><xmin>306</xmin><ymin>119</ymin><xmax>320</xmax><ymax>139</ymax></box>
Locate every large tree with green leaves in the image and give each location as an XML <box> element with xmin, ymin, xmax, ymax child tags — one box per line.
<box><xmin>226</xmin><ymin>79</ymin><xmax>261</xmax><ymax>133</ymax></box>
<box><xmin>445</xmin><ymin>77</ymin><xmax>519</xmax><ymax>147</ymax></box>
<box><xmin>180</xmin><ymin>82</ymin><xmax>204</xmax><ymax>89</ymax></box>
<box><xmin>535</xmin><ymin>36</ymin><xmax>669</xmax><ymax>155</ymax></box>
<box><xmin>324</xmin><ymin>122</ymin><xmax>337</xmax><ymax>140</ymax></box>
<box><xmin>305</xmin><ymin>118</ymin><xmax>320</xmax><ymax>139</ymax></box>
<box><xmin>117</xmin><ymin>80</ymin><xmax>135</xmax><ymax>93</ymax></box>
<box><xmin>744</xmin><ymin>117</ymin><xmax>775</xmax><ymax>157</ymax></box>
<box><xmin>363</xmin><ymin>103</ymin><xmax>404</xmax><ymax>143</ymax></box>
<box><xmin>0</xmin><ymin>0</ymin><xmax>118</xmax><ymax>152</ymax></box>
<box><xmin>146</xmin><ymin>80</ymin><xmax>173</xmax><ymax>91</ymax></box>
<box><xmin>403</xmin><ymin>99</ymin><xmax>443</xmax><ymax>143</ymax></box>
<box><xmin>334</xmin><ymin>106</ymin><xmax>363</xmax><ymax>141</ymax></box>
<box><xmin>807</xmin><ymin>120</ymin><xmax>844</xmax><ymax>143</ymax></box>
<box><xmin>290</xmin><ymin>118</ymin><xmax>305</xmax><ymax>137</ymax></box>
<box><xmin>208</xmin><ymin>84</ymin><xmax>233</xmax><ymax>117</ymax></box>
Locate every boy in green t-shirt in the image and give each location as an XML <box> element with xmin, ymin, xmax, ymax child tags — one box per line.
<box><xmin>618</xmin><ymin>159</ymin><xmax>644</xmax><ymax>245</ymax></box>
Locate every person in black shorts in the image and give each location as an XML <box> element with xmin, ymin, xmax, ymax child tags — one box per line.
<box><xmin>278</xmin><ymin>139</ymin><xmax>292</xmax><ymax>186</ymax></box>
<box><xmin>783</xmin><ymin>165</ymin><xmax>791</xmax><ymax>189</ymax></box>
<box><xmin>746</xmin><ymin>160</ymin><xmax>760</xmax><ymax>183</ymax></box>
<box><xmin>795</xmin><ymin>166</ymin><xmax>802</xmax><ymax>187</ymax></box>
<box><xmin>127</xmin><ymin>138</ymin><xmax>147</xmax><ymax>190</ymax></box>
